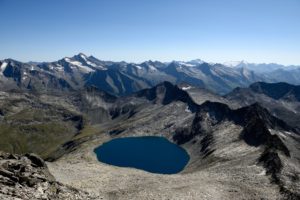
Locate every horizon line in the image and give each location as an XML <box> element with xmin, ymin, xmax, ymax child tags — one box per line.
<box><xmin>1</xmin><ymin>53</ymin><xmax>300</xmax><ymax>67</ymax></box>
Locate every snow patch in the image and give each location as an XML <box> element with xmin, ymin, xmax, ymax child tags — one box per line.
<box><xmin>278</xmin><ymin>132</ymin><xmax>287</xmax><ymax>138</ymax></box>
<box><xmin>258</xmin><ymin>170</ymin><xmax>266</xmax><ymax>176</ymax></box>
<box><xmin>64</xmin><ymin>58</ymin><xmax>71</xmax><ymax>62</ymax></box>
<box><xmin>80</xmin><ymin>55</ymin><xmax>97</xmax><ymax>68</ymax></box>
<box><xmin>182</xmin><ymin>86</ymin><xmax>192</xmax><ymax>90</ymax></box>
<box><xmin>49</xmin><ymin>64</ymin><xmax>62</xmax><ymax>71</ymax></box>
<box><xmin>135</xmin><ymin>65</ymin><xmax>142</xmax><ymax>70</ymax></box>
<box><xmin>64</xmin><ymin>58</ymin><xmax>95</xmax><ymax>73</ymax></box>
<box><xmin>268</xmin><ymin>129</ymin><xmax>275</xmax><ymax>135</ymax></box>
<box><xmin>223</xmin><ymin>61</ymin><xmax>243</xmax><ymax>68</ymax></box>
<box><xmin>86</xmin><ymin>61</ymin><xmax>97</xmax><ymax>67</ymax></box>
<box><xmin>0</xmin><ymin>62</ymin><xmax>8</xmax><ymax>75</ymax></box>
<box><xmin>97</xmin><ymin>65</ymin><xmax>107</xmax><ymax>70</ymax></box>
<box><xmin>241</xmin><ymin>68</ymin><xmax>252</xmax><ymax>79</ymax></box>
<box><xmin>179</xmin><ymin>62</ymin><xmax>196</xmax><ymax>67</ymax></box>
<box><xmin>80</xmin><ymin>54</ymin><xmax>88</xmax><ymax>61</ymax></box>
<box><xmin>55</xmin><ymin>64</ymin><xmax>64</xmax><ymax>71</ymax></box>
<box><xmin>148</xmin><ymin>65</ymin><xmax>157</xmax><ymax>71</ymax></box>
<box><xmin>269</xmin><ymin>129</ymin><xmax>288</xmax><ymax>138</ymax></box>
<box><xmin>188</xmin><ymin>59</ymin><xmax>204</xmax><ymax>65</ymax></box>
<box><xmin>284</xmin><ymin>131</ymin><xmax>292</xmax><ymax>135</ymax></box>
<box><xmin>185</xmin><ymin>106</ymin><xmax>191</xmax><ymax>113</ymax></box>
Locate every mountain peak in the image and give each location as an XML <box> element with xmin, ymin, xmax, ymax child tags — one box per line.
<box><xmin>171</xmin><ymin>59</ymin><xmax>204</xmax><ymax>67</ymax></box>
<box><xmin>141</xmin><ymin>60</ymin><xmax>157</xmax><ymax>66</ymax></box>
<box><xmin>77</xmin><ymin>52</ymin><xmax>88</xmax><ymax>57</ymax></box>
<box><xmin>136</xmin><ymin>81</ymin><xmax>197</xmax><ymax>110</ymax></box>
<box><xmin>223</xmin><ymin>60</ymin><xmax>245</xmax><ymax>67</ymax></box>
<box><xmin>71</xmin><ymin>53</ymin><xmax>88</xmax><ymax>60</ymax></box>
<box><xmin>188</xmin><ymin>59</ymin><xmax>204</xmax><ymax>65</ymax></box>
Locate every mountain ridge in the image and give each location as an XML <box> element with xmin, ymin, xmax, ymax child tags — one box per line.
<box><xmin>225</xmin><ymin>82</ymin><xmax>300</xmax><ymax>129</ymax></box>
<box><xmin>3</xmin><ymin>53</ymin><xmax>300</xmax><ymax>96</ymax></box>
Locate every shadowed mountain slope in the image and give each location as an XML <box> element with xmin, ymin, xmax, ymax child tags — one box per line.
<box><xmin>225</xmin><ymin>82</ymin><xmax>300</xmax><ymax>129</ymax></box>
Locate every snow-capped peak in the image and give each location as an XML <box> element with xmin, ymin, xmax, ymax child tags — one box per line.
<box><xmin>188</xmin><ymin>59</ymin><xmax>204</xmax><ymax>65</ymax></box>
<box><xmin>63</xmin><ymin>57</ymin><xmax>95</xmax><ymax>73</ymax></box>
<box><xmin>173</xmin><ymin>59</ymin><xmax>204</xmax><ymax>67</ymax></box>
<box><xmin>65</xmin><ymin>54</ymin><xmax>107</xmax><ymax>71</ymax></box>
<box><xmin>78</xmin><ymin>53</ymin><xmax>98</xmax><ymax>68</ymax></box>
<box><xmin>79</xmin><ymin>53</ymin><xmax>88</xmax><ymax>61</ymax></box>
<box><xmin>223</xmin><ymin>60</ymin><xmax>247</xmax><ymax>68</ymax></box>
<box><xmin>178</xmin><ymin>62</ymin><xmax>196</xmax><ymax>67</ymax></box>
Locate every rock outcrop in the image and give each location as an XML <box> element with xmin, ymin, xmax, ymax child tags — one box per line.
<box><xmin>0</xmin><ymin>151</ymin><xmax>95</xmax><ymax>200</ymax></box>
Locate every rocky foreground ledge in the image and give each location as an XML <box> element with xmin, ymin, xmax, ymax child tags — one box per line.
<box><xmin>0</xmin><ymin>151</ymin><xmax>96</xmax><ymax>200</ymax></box>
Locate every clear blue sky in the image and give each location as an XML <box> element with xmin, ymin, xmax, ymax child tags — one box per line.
<box><xmin>0</xmin><ymin>0</ymin><xmax>299</xmax><ymax>65</ymax></box>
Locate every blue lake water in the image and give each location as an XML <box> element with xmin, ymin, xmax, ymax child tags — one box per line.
<box><xmin>94</xmin><ymin>136</ymin><xmax>190</xmax><ymax>174</ymax></box>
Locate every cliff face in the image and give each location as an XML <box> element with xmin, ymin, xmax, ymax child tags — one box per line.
<box><xmin>0</xmin><ymin>151</ymin><xmax>95</xmax><ymax>199</ymax></box>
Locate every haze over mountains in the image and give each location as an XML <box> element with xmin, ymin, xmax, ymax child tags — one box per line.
<box><xmin>1</xmin><ymin>53</ymin><xmax>300</xmax><ymax>96</ymax></box>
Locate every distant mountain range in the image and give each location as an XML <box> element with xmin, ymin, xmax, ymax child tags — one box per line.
<box><xmin>1</xmin><ymin>53</ymin><xmax>300</xmax><ymax>96</ymax></box>
<box><xmin>223</xmin><ymin>60</ymin><xmax>300</xmax><ymax>73</ymax></box>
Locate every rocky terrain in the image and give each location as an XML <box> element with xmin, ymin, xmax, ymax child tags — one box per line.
<box><xmin>0</xmin><ymin>80</ymin><xmax>299</xmax><ymax>199</ymax></box>
<box><xmin>0</xmin><ymin>151</ymin><xmax>96</xmax><ymax>199</ymax></box>
<box><xmin>46</xmin><ymin>84</ymin><xmax>300</xmax><ymax>199</ymax></box>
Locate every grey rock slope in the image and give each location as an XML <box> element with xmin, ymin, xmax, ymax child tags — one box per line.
<box><xmin>0</xmin><ymin>151</ymin><xmax>95</xmax><ymax>199</ymax></box>
<box><xmin>1</xmin><ymin>81</ymin><xmax>300</xmax><ymax>199</ymax></box>
<box><xmin>225</xmin><ymin>82</ymin><xmax>300</xmax><ymax>129</ymax></box>
<box><xmin>173</xmin><ymin>101</ymin><xmax>300</xmax><ymax>198</ymax></box>
<box><xmin>44</xmin><ymin>82</ymin><xmax>300</xmax><ymax>199</ymax></box>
